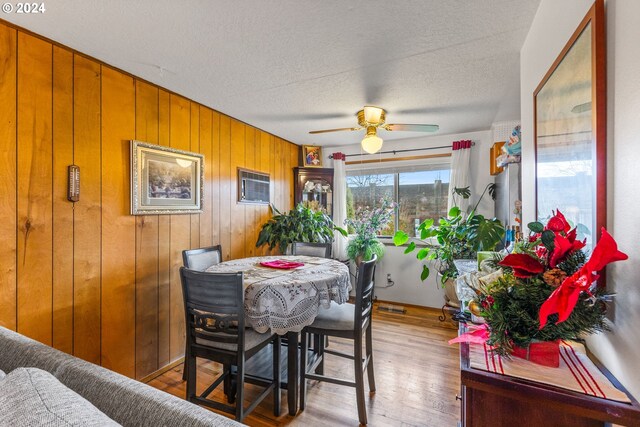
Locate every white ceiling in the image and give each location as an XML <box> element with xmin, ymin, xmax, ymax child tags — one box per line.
<box><xmin>4</xmin><ymin>0</ymin><xmax>540</xmax><ymax>147</ymax></box>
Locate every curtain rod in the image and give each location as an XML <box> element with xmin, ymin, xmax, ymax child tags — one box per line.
<box><xmin>345</xmin><ymin>153</ymin><xmax>451</xmax><ymax>166</ymax></box>
<box><xmin>328</xmin><ymin>142</ymin><xmax>475</xmax><ymax>159</ymax></box>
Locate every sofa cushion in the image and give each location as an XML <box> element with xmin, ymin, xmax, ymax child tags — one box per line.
<box><xmin>0</xmin><ymin>327</ymin><xmax>242</xmax><ymax>427</ymax></box>
<box><xmin>0</xmin><ymin>327</ymin><xmax>70</xmax><ymax>374</ymax></box>
<box><xmin>55</xmin><ymin>357</ymin><xmax>242</xmax><ymax>427</ymax></box>
<box><xmin>0</xmin><ymin>367</ymin><xmax>120</xmax><ymax>426</ymax></box>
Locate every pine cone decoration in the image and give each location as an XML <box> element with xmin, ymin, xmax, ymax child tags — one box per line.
<box><xmin>543</xmin><ymin>268</ymin><xmax>567</xmax><ymax>288</ymax></box>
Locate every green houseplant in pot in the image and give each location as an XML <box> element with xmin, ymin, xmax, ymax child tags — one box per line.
<box><xmin>256</xmin><ymin>203</ymin><xmax>346</xmax><ymax>254</ymax></box>
<box><xmin>346</xmin><ymin>198</ymin><xmax>395</xmax><ymax>264</ymax></box>
<box><xmin>393</xmin><ymin>184</ymin><xmax>505</xmax><ymax>305</ymax></box>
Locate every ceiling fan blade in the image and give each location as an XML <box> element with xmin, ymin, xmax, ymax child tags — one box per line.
<box><xmin>309</xmin><ymin>127</ymin><xmax>362</xmax><ymax>134</ymax></box>
<box><xmin>384</xmin><ymin>124</ymin><xmax>439</xmax><ymax>132</ymax></box>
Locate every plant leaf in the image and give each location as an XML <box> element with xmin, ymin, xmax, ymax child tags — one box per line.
<box><xmin>416</xmin><ymin>248</ymin><xmax>429</xmax><ymax>260</ymax></box>
<box><xmin>488</xmin><ymin>183</ymin><xmax>497</xmax><ymax>200</ymax></box>
<box><xmin>528</xmin><ymin>221</ymin><xmax>544</xmax><ymax>233</ymax></box>
<box><xmin>334</xmin><ymin>226</ymin><xmax>348</xmax><ymax>237</ymax></box>
<box><xmin>453</xmin><ymin>186</ymin><xmax>471</xmax><ymax>199</ymax></box>
<box><xmin>393</xmin><ymin>231</ymin><xmax>409</xmax><ymax>246</ymax></box>
<box><xmin>420</xmin><ymin>265</ymin><xmax>430</xmax><ymax>281</ymax></box>
<box><xmin>541</xmin><ymin>230</ymin><xmax>556</xmax><ymax>249</ymax></box>
<box><xmin>404</xmin><ymin>241</ymin><xmax>416</xmax><ymax>254</ymax></box>
<box><xmin>448</xmin><ymin>206</ymin><xmax>461</xmax><ymax>218</ymax></box>
<box><xmin>466</xmin><ymin>216</ymin><xmax>505</xmax><ymax>251</ymax></box>
<box><xmin>420</xmin><ymin>218</ymin><xmax>434</xmax><ymax>229</ymax></box>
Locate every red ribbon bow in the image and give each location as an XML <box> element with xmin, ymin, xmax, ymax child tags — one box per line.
<box><xmin>538</xmin><ymin>228</ymin><xmax>628</xmax><ymax>328</ymax></box>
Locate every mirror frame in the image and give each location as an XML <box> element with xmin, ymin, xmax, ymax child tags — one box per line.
<box><xmin>534</xmin><ymin>0</ymin><xmax>606</xmax><ymax>254</ymax></box>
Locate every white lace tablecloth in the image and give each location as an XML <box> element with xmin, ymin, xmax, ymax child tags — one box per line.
<box><xmin>205</xmin><ymin>256</ymin><xmax>351</xmax><ymax>335</ymax></box>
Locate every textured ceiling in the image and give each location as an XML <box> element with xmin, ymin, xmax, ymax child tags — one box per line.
<box><xmin>4</xmin><ymin>0</ymin><xmax>540</xmax><ymax>147</ymax></box>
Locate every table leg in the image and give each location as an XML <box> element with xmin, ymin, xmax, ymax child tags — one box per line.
<box><xmin>287</xmin><ymin>330</ymin><xmax>299</xmax><ymax>416</ymax></box>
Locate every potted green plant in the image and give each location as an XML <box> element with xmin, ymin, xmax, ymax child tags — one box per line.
<box><xmin>256</xmin><ymin>203</ymin><xmax>346</xmax><ymax>254</ymax></box>
<box><xmin>393</xmin><ymin>184</ymin><xmax>505</xmax><ymax>304</ymax></box>
<box><xmin>346</xmin><ymin>199</ymin><xmax>395</xmax><ymax>264</ymax></box>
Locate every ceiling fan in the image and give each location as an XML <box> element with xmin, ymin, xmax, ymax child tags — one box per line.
<box><xmin>309</xmin><ymin>106</ymin><xmax>439</xmax><ymax>154</ymax></box>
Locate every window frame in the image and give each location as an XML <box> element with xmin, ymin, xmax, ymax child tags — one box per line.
<box><xmin>346</xmin><ymin>163</ymin><xmax>451</xmax><ymax>238</ymax></box>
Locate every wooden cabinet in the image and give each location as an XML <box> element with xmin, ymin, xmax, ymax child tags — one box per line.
<box><xmin>459</xmin><ymin>339</ymin><xmax>640</xmax><ymax>426</ymax></box>
<box><xmin>293</xmin><ymin>167</ymin><xmax>334</xmax><ymax>217</ymax></box>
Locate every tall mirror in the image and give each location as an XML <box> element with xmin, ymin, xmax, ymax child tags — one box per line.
<box><xmin>534</xmin><ymin>0</ymin><xmax>605</xmax><ymax>250</ymax></box>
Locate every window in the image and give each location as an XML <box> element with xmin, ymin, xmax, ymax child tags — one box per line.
<box><xmin>346</xmin><ymin>164</ymin><xmax>450</xmax><ymax>237</ymax></box>
<box><xmin>346</xmin><ymin>172</ymin><xmax>396</xmax><ymax>235</ymax></box>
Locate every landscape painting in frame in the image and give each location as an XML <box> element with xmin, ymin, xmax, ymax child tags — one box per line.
<box><xmin>130</xmin><ymin>140</ymin><xmax>204</xmax><ymax>214</ymax></box>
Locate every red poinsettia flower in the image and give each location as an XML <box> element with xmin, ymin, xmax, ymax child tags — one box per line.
<box><xmin>499</xmin><ymin>253</ymin><xmax>545</xmax><ymax>278</ymax></box>
<box><xmin>539</xmin><ymin>228</ymin><xmax>628</xmax><ymax>328</ymax></box>
<box><xmin>546</xmin><ymin>209</ymin><xmax>571</xmax><ymax>233</ymax></box>
<box><xmin>549</xmin><ymin>232</ymin><xmax>586</xmax><ymax>268</ymax></box>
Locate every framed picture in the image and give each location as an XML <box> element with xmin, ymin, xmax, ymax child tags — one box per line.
<box><xmin>489</xmin><ymin>141</ymin><xmax>505</xmax><ymax>176</ymax></box>
<box><xmin>130</xmin><ymin>140</ymin><xmax>204</xmax><ymax>215</ymax></box>
<box><xmin>534</xmin><ymin>0</ymin><xmax>605</xmax><ymax>251</ymax></box>
<box><xmin>302</xmin><ymin>145</ymin><xmax>323</xmax><ymax>167</ymax></box>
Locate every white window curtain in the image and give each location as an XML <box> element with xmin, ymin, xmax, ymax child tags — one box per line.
<box><xmin>447</xmin><ymin>140</ymin><xmax>472</xmax><ymax>214</ymax></box>
<box><xmin>332</xmin><ymin>152</ymin><xmax>348</xmax><ymax>260</ymax></box>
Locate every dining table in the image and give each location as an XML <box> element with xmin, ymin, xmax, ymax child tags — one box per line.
<box><xmin>205</xmin><ymin>254</ymin><xmax>351</xmax><ymax>415</ymax></box>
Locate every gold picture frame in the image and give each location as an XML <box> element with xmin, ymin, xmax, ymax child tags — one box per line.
<box><xmin>130</xmin><ymin>140</ymin><xmax>204</xmax><ymax>215</ymax></box>
<box><xmin>302</xmin><ymin>145</ymin><xmax>323</xmax><ymax>168</ymax></box>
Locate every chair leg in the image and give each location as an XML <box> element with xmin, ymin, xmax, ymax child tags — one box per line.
<box><xmin>353</xmin><ymin>336</ymin><xmax>367</xmax><ymax>425</ymax></box>
<box><xmin>317</xmin><ymin>334</ymin><xmax>325</xmax><ymax>375</ymax></box>
<box><xmin>299</xmin><ymin>331</ymin><xmax>308</xmax><ymax>411</ymax></box>
<box><xmin>365</xmin><ymin>325</ymin><xmax>376</xmax><ymax>392</ymax></box>
<box><xmin>229</xmin><ymin>371</ymin><xmax>237</xmax><ymax>405</ymax></box>
<box><xmin>273</xmin><ymin>336</ymin><xmax>281</xmax><ymax>417</ymax></box>
<box><xmin>186</xmin><ymin>354</ymin><xmax>197</xmax><ymax>402</ymax></box>
<box><xmin>224</xmin><ymin>364</ymin><xmax>236</xmax><ymax>404</ymax></box>
<box><xmin>182</xmin><ymin>344</ymin><xmax>189</xmax><ymax>381</ymax></box>
<box><xmin>235</xmin><ymin>359</ymin><xmax>245</xmax><ymax>422</ymax></box>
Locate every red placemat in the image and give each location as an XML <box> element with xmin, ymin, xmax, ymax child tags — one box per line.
<box><xmin>259</xmin><ymin>260</ymin><xmax>305</xmax><ymax>269</ymax></box>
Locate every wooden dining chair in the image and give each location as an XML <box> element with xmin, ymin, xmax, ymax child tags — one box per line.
<box><xmin>292</xmin><ymin>242</ymin><xmax>332</xmax><ymax>258</ymax></box>
<box><xmin>299</xmin><ymin>255</ymin><xmax>377</xmax><ymax>425</ymax></box>
<box><xmin>180</xmin><ymin>267</ymin><xmax>281</xmax><ymax>422</ymax></box>
<box><xmin>182</xmin><ymin>245</ymin><xmax>223</xmax><ymax>271</ymax></box>
<box><xmin>181</xmin><ymin>245</ymin><xmax>223</xmax><ymax>380</ymax></box>
<box><xmin>291</xmin><ymin>241</ymin><xmax>333</xmax><ymax>351</ymax></box>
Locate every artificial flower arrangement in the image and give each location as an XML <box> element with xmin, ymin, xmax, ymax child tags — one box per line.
<box><xmin>456</xmin><ymin>210</ymin><xmax>627</xmax><ymax>362</ymax></box>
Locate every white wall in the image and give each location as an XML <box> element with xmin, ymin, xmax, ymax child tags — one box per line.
<box><xmin>521</xmin><ymin>0</ymin><xmax>640</xmax><ymax>399</ymax></box>
<box><xmin>329</xmin><ymin>130</ymin><xmax>495</xmax><ymax>308</ymax></box>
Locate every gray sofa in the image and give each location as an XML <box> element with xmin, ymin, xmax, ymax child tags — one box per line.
<box><xmin>0</xmin><ymin>326</ymin><xmax>242</xmax><ymax>426</ymax></box>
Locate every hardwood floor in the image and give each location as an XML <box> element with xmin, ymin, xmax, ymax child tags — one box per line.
<box><xmin>146</xmin><ymin>303</ymin><xmax>461</xmax><ymax>426</ymax></box>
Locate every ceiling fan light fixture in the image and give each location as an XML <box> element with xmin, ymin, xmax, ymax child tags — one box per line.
<box><xmin>363</xmin><ymin>106</ymin><xmax>384</xmax><ymax>125</ymax></box>
<box><xmin>361</xmin><ymin>126</ymin><xmax>383</xmax><ymax>154</ymax></box>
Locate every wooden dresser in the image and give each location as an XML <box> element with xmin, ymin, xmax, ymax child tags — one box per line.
<box><xmin>459</xmin><ymin>335</ymin><xmax>640</xmax><ymax>426</ymax></box>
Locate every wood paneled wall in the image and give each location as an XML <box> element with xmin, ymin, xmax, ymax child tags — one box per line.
<box><xmin>0</xmin><ymin>22</ymin><xmax>298</xmax><ymax>379</ymax></box>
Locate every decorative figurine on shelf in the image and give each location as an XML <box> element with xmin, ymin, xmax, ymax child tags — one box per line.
<box><xmin>496</xmin><ymin>125</ymin><xmax>521</xmax><ymax>167</ymax></box>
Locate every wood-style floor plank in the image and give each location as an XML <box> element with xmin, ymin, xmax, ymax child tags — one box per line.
<box><xmin>146</xmin><ymin>304</ymin><xmax>461</xmax><ymax>426</ymax></box>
